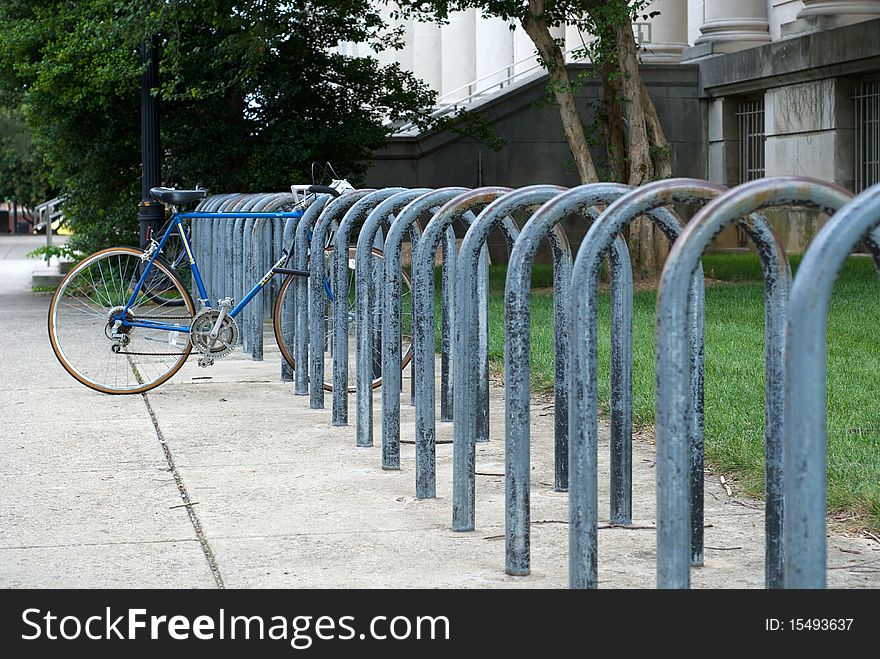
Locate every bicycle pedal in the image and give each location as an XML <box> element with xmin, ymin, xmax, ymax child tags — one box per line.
<box><xmin>198</xmin><ymin>355</ymin><xmax>215</xmax><ymax>368</ymax></box>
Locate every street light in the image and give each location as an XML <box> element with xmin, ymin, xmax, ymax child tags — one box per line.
<box><xmin>138</xmin><ymin>36</ymin><xmax>163</xmax><ymax>248</ymax></box>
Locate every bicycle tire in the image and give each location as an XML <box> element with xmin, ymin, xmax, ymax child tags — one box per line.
<box><xmin>48</xmin><ymin>247</ymin><xmax>195</xmax><ymax>394</ymax></box>
<box><xmin>273</xmin><ymin>246</ymin><xmax>414</xmax><ymax>392</ymax></box>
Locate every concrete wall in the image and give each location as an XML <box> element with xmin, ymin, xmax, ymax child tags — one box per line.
<box><xmin>696</xmin><ymin>18</ymin><xmax>880</xmax><ymax>251</ymax></box>
<box><xmin>366</xmin><ymin>63</ymin><xmax>704</xmax><ymax>189</ymax></box>
<box><xmin>366</xmin><ymin>18</ymin><xmax>880</xmax><ymax>257</ymax></box>
<box><xmin>365</xmin><ymin>64</ymin><xmax>704</xmax><ymax>262</ymax></box>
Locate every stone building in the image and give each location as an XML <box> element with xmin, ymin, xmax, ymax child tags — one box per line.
<box><xmin>357</xmin><ymin>1</ymin><xmax>880</xmax><ymax>252</ymax></box>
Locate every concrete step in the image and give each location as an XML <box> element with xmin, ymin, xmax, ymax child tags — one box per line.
<box><xmin>31</xmin><ymin>258</ymin><xmax>73</xmax><ymax>288</ymax></box>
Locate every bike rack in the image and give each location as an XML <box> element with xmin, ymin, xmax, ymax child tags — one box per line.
<box><xmin>280</xmin><ymin>208</ymin><xmax>299</xmax><ymax>382</ymax></box>
<box><xmin>412</xmin><ymin>188</ymin><xmax>509</xmax><ymax>510</ymax></box>
<box><xmin>783</xmin><ymin>182</ymin><xmax>880</xmax><ymax>588</ymax></box>
<box><xmin>655</xmin><ymin>176</ymin><xmax>853</xmax><ymax>589</ymax></box>
<box><xmin>453</xmin><ymin>187</ymin><xmax>545</xmax><ymax>533</ymax></box>
<box><xmin>568</xmin><ymin>179</ymin><xmax>744</xmax><ymax>588</ymax></box>
<box><xmin>247</xmin><ymin>193</ymin><xmax>298</xmax><ymax>361</ymax></box>
<box><xmin>503</xmin><ymin>182</ymin><xmax>632</xmax><ymax>576</ymax></box>
<box><xmin>381</xmin><ymin>188</ymin><xmax>468</xmax><ymax>490</ymax></box>
<box><xmin>292</xmin><ymin>195</ymin><xmax>334</xmax><ymax>395</ymax></box>
<box><xmin>330</xmin><ymin>188</ymin><xmax>408</xmax><ymax>426</ymax></box>
<box><xmin>184</xmin><ymin>177</ymin><xmax>880</xmax><ymax>590</ymax></box>
<box><xmin>354</xmin><ymin>189</ymin><xmax>431</xmax><ymax>450</ymax></box>
<box><xmin>309</xmin><ymin>189</ymin><xmax>375</xmax><ymax>409</ymax></box>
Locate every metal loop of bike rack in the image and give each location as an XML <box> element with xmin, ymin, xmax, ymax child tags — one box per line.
<box><xmin>655</xmin><ymin>176</ymin><xmax>854</xmax><ymax>589</ymax></box>
<box><xmin>354</xmin><ymin>188</ymin><xmax>432</xmax><ymax>451</ymax></box>
<box><xmin>412</xmin><ymin>187</ymin><xmax>509</xmax><ymax>515</ymax></box>
<box><xmin>568</xmin><ymin>178</ymin><xmax>779</xmax><ymax>589</ymax></box>
<box><xmin>382</xmin><ymin>188</ymin><xmax>469</xmax><ymax>489</ymax></box>
<box><xmin>453</xmin><ymin>187</ymin><xmax>550</xmax><ymax>534</ymax></box>
<box><xmin>187</xmin><ymin>178</ymin><xmax>880</xmax><ymax>590</ymax></box>
<box><xmin>309</xmin><ymin>189</ymin><xmax>375</xmax><ymax>409</ymax></box>
<box><xmin>783</xmin><ymin>182</ymin><xmax>880</xmax><ymax>588</ymax></box>
<box><xmin>504</xmin><ymin>181</ymin><xmax>634</xmax><ymax>577</ymax></box>
<box><xmin>331</xmin><ymin>188</ymin><xmax>409</xmax><ymax>426</ymax></box>
<box><xmin>292</xmin><ymin>194</ymin><xmax>333</xmax><ymax>395</ymax></box>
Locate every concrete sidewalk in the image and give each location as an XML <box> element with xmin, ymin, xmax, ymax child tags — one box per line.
<box><xmin>2</xmin><ymin>234</ymin><xmax>878</xmax><ymax>588</ymax></box>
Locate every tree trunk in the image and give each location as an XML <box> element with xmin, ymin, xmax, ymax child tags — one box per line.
<box><xmin>641</xmin><ymin>77</ymin><xmax>673</xmax><ymax>178</ymax></box>
<box><xmin>613</xmin><ymin>20</ymin><xmax>672</xmax><ymax>279</ymax></box>
<box><xmin>521</xmin><ymin>0</ymin><xmax>597</xmax><ymax>183</ymax></box>
<box><xmin>614</xmin><ymin>23</ymin><xmax>652</xmax><ymax>186</ymax></box>
<box><xmin>601</xmin><ymin>59</ymin><xmax>626</xmax><ymax>181</ymax></box>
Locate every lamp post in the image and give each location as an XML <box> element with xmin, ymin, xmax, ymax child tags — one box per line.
<box><xmin>138</xmin><ymin>36</ymin><xmax>163</xmax><ymax>248</ymax></box>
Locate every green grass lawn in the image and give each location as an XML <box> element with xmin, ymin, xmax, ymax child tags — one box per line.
<box><xmin>446</xmin><ymin>253</ymin><xmax>880</xmax><ymax>530</ymax></box>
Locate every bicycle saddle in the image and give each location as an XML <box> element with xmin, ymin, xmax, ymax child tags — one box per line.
<box><xmin>150</xmin><ymin>187</ymin><xmax>208</xmax><ymax>205</ymax></box>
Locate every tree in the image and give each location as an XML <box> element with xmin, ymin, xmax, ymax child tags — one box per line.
<box><xmin>0</xmin><ymin>0</ymin><xmax>437</xmax><ymax>252</ymax></box>
<box><xmin>0</xmin><ymin>105</ymin><xmax>52</xmax><ymax>211</ymax></box>
<box><xmin>393</xmin><ymin>0</ymin><xmax>673</xmax><ymax>277</ymax></box>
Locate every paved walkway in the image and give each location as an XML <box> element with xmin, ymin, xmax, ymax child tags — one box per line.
<box><xmin>2</xmin><ymin>234</ymin><xmax>878</xmax><ymax>588</ymax></box>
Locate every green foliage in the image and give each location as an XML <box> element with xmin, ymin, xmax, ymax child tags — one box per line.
<box><xmin>0</xmin><ymin>0</ymin><xmax>438</xmax><ymax>253</ymax></box>
<box><xmin>26</xmin><ymin>243</ymin><xmax>80</xmax><ymax>264</ymax></box>
<box><xmin>0</xmin><ymin>105</ymin><xmax>52</xmax><ymax>208</ymax></box>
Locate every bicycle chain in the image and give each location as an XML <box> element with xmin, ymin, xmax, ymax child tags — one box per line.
<box><xmin>117</xmin><ymin>351</ymin><xmax>194</xmax><ymax>357</ymax></box>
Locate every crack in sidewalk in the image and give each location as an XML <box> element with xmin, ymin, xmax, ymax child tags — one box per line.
<box><xmin>140</xmin><ymin>392</ymin><xmax>225</xmax><ymax>589</ymax></box>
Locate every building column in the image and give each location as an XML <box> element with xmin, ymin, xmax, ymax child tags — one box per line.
<box><xmin>798</xmin><ymin>0</ymin><xmax>880</xmax><ymax>21</ymax></box>
<box><xmin>782</xmin><ymin>0</ymin><xmax>880</xmax><ymax>36</ymax></box>
<box><xmin>413</xmin><ymin>21</ymin><xmax>442</xmax><ymax>93</ymax></box>
<box><xmin>376</xmin><ymin>5</ymin><xmax>414</xmax><ymax>72</ymax></box>
<box><xmin>474</xmin><ymin>12</ymin><xmax>514</xmax><ymax>95</ymax></box>
<box><xmin>688</xmin><ymin>0</ymin><xmax>771</xmax><ymax>55</ymax></box>
<box><xmin>441</xmin><ymin>10</ymin><xmax>477</xmax><ymax>101</ymax></box>
<box><xmin>640</xmin><ymin>0</ymin><xmax>689</xmax><ymax>62</ymax></box>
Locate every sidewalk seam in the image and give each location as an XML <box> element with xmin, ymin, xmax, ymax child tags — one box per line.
<box><xmin>141</xmin><ymin>392</ymin><xmax>226</xmax><ymax>589</ymax></box>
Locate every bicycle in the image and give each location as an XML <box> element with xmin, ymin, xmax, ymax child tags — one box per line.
<box><xmin>48</xmin><ymin>183</ymin><xmax>414</xmax><ymax>395</ymax></box>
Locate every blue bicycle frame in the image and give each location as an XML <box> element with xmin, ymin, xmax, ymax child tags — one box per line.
<box><xmin>117</xmin><ymin>209</ymin><xmax>307</xmax><ymax>333</ymax></box>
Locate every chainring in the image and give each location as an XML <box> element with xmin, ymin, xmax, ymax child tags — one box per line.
<box><xmin>190</xmin><ymin>309</ymin><xmax>239</xmax><ymax>360</ymax></box>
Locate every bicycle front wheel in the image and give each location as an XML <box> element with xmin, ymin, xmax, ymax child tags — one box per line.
<box><xmin>48</xmin><ymin>247</ymin><xmax>195</xmax><ymax>394</ymax></box>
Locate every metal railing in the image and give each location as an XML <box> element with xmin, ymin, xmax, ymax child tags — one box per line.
<box><xmin>393</xmin><ymin>47</ymin><xmax>580</xmax><ymax>137</ymax></box>
<box><xmin>34</xmin><ymin>197</ymin><xmax>64</xmax><ymax>249</ymax></box>
<box><xmin>854</xmin><ymin>79</ymin><xmax>880</xmax><ymax>193</ymax></box>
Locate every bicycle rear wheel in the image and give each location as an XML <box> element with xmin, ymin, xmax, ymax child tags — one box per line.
<box><xmin>48</xmin><ymin>247</ymin><xmax>195</xmax><ymax>394</ymax></box>
<box><xmin>273</xmin><ymin>246</ymin><xmax>413</xmax><ymax>392</ymax></box>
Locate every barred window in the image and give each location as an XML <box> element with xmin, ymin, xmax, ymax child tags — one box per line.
<box><xmin>854</xmin><ymin>79</ymin><xmax>880</xmax><ymax>192</ymax></box>
<box><xmin>737</xmin><ymin>97</ymin><xmax>765</xmax><ymax>183</ymax></box>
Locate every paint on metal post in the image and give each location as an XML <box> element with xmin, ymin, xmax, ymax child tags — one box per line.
<box><xmin>354</xmin><ymin>189</ymin><xmax>431</xmax><ymax>453</ymax></box>
<box><xmin>655</xmin><ymin>176</ymin><xmax>852</xmax><ymax>589</ymax></box>
<box><xmin>457</xmin><ymin>188</ymin><xmax>569</xmax><ymax>536</ymax></box>
<box><xmin>381</xmin><ymin>188</ymin><xmax>469</xmax><ymax>496</ymax></box>
<box><xmin>783</xmin><ymin>183</ymin><xmax>880</xmax><ymax>588</ymax></box>
<box><xmin>280</xmin><ymin>214</ymin><xmax>298</xmax><ymax>382</ymax></box>
<box><xmin>292</xmin><ymin>195</ymin><xmax>332</xmax><ymax>395</ymax></box>
<box><xmin>331</xmin><ymin>189</ymin><xmax>407</xmax><ymax>426</ymax></box>
<box><xmin>412</xmin><ymin>187</ymin><xmax>510</xmax><ymax>531</ymax></box>
<box><xmin>570</xmin><ymin>179</ymin><xmax>732</xmax><ymax>590</ymax></box>
<box><xmin>309</xmin><ymin>190</ymin><xmax>375</xmax><ymax>409</ymax></box>
<box><xmin>503</xmin><ymin>182</ymin><xmax>634</xmax><ymax>578</ymax></box>
<box><xmin>440</xmin><ymin>227</ymin><xmax>457</xmax><ymax>423</ymax></box>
